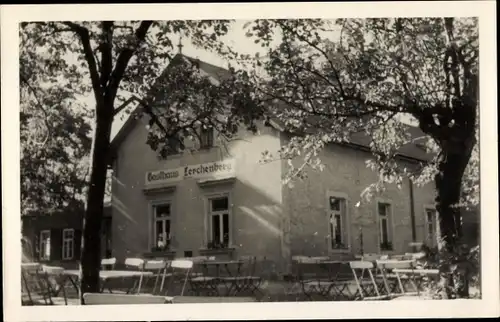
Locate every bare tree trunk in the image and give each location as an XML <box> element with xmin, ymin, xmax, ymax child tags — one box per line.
<box><xmin>80</xmin><ymin>103</ymin><xmax>113</xmax><ymax>301</ymax></box>
<box><xmin>434</xmin><ymin>138</ymin><xmax>474</xmax><ymax>299</ymax></box>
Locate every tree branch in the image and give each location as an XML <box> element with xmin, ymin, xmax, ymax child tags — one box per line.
<box><xmin>62</xmin><ymin>21</ymin><xmax>103</xmax><ymax>104</ymax></box>
<box><xmin>99</xmin><ymin>21</ymin><xmax>114</xmax><ymax>88</ymax></box>
<box><xmin>106</xmin><ymin>21</ymin><xmax>153</xmax><ymax>102</ymax></box>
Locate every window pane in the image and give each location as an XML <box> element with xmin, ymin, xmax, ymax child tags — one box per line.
<box><xmin>165</xmin><ymin>220</ymin><xmax>171</xmax><ymax>241</ymax></box>
<box><xmin>200</xmin><ymin>127</ymin><xmax>213</xmax><ymax>148</ymax></box>
<box><xmin>334</xmin><ymin>215</ymin><xmax>342</xmax><ymax>244</ymax></box>
<box><xmin>329</xmin><ymin>197</ymin><xmax>340</xmax><ymax>211</ymax></box>
<box><xmin>378</xmin><ymin>203</ymin><xmax>388</xmax><ymax>216</ymax></box>
<box><xmin>156</xmin><ymin>220</ymin><xmax>164</xmax><ymax>244</ymax></box>
<box><xmin>64</xmin><ymin>230</ymin><xmax>74</xmax><ymax>239</ymax></box>
<box><xmin>155</xmin><ymin>204</ymin><xmax>170</xmax><ymax>217</ymax></box>
<box><xmin>211</xmin><ymin>197</ymin><xmax>228</xmax><ymax>212</ymax></box>
<box><xmin>330</xmin><ymin>215</ymin><xmax>335</xmax><ymax>248</ymax></box>
<box><xmin>212</xmin><ymin>215</ymin><xmax>221</xmax><ymax>243</ymax></box>
<box><xmin>222</xmin><ymin>214</ymin><xmax>229</xmax><ymax>245</ymax></box>
<box><xmin>426</xmin><ymin>210</ymin><xmax>434</xmax><ymax>222</ymax></box>
<box><xmin>381</xmin><ymin>218</ymin><xmax>389</xmax><ymax>244</ymax></box>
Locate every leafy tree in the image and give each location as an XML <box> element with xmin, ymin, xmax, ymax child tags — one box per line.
<box><xmin>19</xmin><ymin>20</ymin><xmax>235</xmax><ymax>299</ymax></box>
<box><xmin>229</xmin><ymin>18</ymin><xmax>478</xmax><ymax>298</ymax></box>
<box><xmin>20</xmin><ymin>37</ymin><xmax>93</xmax><ymax>216</ymax></box>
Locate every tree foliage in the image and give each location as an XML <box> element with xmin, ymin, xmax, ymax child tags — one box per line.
<box><xmin>20</xmin><ymin>32</ymin><xmax>93</xmax><ymax>215</ymax></box>
<box><xmin>19</xmin><ymin>19</ymin><xmax>237</xmax><ymax>297</ymax></box>
<box><xmin>232</xmin><ymin>18</ymin><xmax>478</xmax><ymax>209</ymax></box>
<box><xmin>225</xmin><ymin>18</ymin><xmax>479</xmax><ymax>298</ymax></box>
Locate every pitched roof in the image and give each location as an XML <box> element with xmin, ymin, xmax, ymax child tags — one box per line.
<box><xmin>110</xmin><ymin>54</ymin><xmax>432</xmax><ymax>163</ymax></box>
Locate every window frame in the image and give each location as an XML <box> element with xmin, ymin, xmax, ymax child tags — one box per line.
<box><xmin>205</xmin><ymin>191</ymin><xmax>232</xmax><ymax>248</ymax></box>
<box><xmin>423</xmin><ymin>204</ymin><xmax>438</xmax><ymax>247</ymax></box>
<box><xmin>62</xmin><ymin>228</ymin><xmax>75</xmax><ymax>260</ymax></box>
<box><xmin>325</xmin><ymin>191</ymin><xmax>350</xmax><ymax>253</ymax></box>
<box><xmin>150</xmin><ymin>199</ymin><xmax>174</xmax><ymax>251</ymax></box>
<box><xmin>39</xmin><ymin>230</ymin><xmax>51</xmax><ymax>261</ymax></box>
<box><xmin>375</xmin><ymin>199</ymin><xmax>395</xmax><ymax>252</ymax></box>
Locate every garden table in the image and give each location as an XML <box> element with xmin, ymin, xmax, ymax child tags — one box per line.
<box><xmin>296</xmin><ymin>260</ymin><xmax>352</xmax><ymax>300</ymax></box>
<box><xmin>62</xmin><ymin>270</ymin><xmax>154</xmax><ymax>294</ymax></box>
<box><xmin>198</xmin><ymin>260</ymin><xmax>245</xmax><ymax>296</ymax></box>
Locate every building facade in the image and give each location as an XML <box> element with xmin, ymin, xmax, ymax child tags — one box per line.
<box><xmin>108</xmin><ymin>55</ymin><xmax>440</xmax><ymax>276</ymax></box>
<box><xmin>21</xmin><ymin>205</ymin><xmax>112</xmax><ymax>268</ymax></box>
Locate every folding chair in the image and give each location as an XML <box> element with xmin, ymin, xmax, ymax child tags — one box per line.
<box><xmin>165</xmin><ymin>259</ymin><xmax>193</xmax><ymax>296</ymax></box>
<box><xmin>143</xmin><ymin>259</ymin><xmax>168</xmax><ymax>295</ymax></box>
<box><xmin>224</xmin><ymin>256</ymin><xmax>263</xmax><ymax>297</ymax></box>
<box><xmin>296</xmin><ymin>257</ymin><xmax>336</xmax><ymax>301</ymax></box>
<box><xmin>82</xmin><ymin>292</ymin><xmax>173</xmax><ymax>305</ymax></box>
<box><xmin>101</xmin><ymin>258</ymin><xmax>117</xmax><ymax>271</ymax></box>
<box><xmin>41</xmin><ymin>265</ymin><xmax>68</xmax><ymax>305</ymax></box>
<box><xmin>22</xmin><ymin>263</ymin><xmax>53</xmax><ymax>305</ymax></box>
<box><xmin>124</xmin><ymin>258</ymin><xmax>145</xmax><ymax>294</ymax></box>
<box><xmin>348</xmin><ymin>261</ymin><xmax>387</xmax><ymax>300</ymax></box>
<box><xmin>376</xmin><ymin>260</ymin><xmax>419</xmax><ymax>298</ymax></box>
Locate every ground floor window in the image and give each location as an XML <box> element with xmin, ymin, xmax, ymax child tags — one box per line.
<box><xmin>207</xmin><ymin>195</ymin><xmax>230</xmax><ymax>249</ymax></box>
<box><xmin>39</xmin><ymin>230</ymin><xmax>51</xmax><ymax>261</ymax></box>
<box><xmin>62</xmin><ymin>228</ymin><xmax>74</xmax><ymax>260</ymax></box>
<box><xmin>328</xmin><ymin>195</ymin><xmax>348</xmax><ymax>250</ymax></box>
<box><xmin>425</xmin><ymin>208</ymin><xmax>438</xmax><ymax>247</ymax></box>
<box><xmin>378</xmin><ymin>202</ymin><xmax>393</xmax><ymax>251</ymax></box>
<box><xmin>153</xmin><ymin>203</ymin><xmax>171</xmax><ymax>251</ymax></box>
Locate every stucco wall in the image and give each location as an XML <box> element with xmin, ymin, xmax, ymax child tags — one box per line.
<box><xmin>111</xmin><ymin>117</ymin><xmax>284</xmax><ymax>270</ymax></box>
<box><xmin>280</xmin><ymin>135</ymin><xmax>436</xmax><ymax>260</ymax></box>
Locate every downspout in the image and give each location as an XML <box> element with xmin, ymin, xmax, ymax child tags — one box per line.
<box><xmin>409</xmin><ymin>178</ymin><xmax>417</xmax><ymax>248</ymax></box>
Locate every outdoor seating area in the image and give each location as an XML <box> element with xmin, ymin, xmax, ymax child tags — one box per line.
<box><xmin>21</xmin><ymin>249</ymin><xmax>440</xmax><ymax>305</ymax></box>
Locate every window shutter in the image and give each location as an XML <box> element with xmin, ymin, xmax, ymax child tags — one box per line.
<box><xmin>74</xmin><ymin>229</ymin><xmax>83</xmax><ymax>261</ymax></box>
<box><xmin>51</xmin><ymin>228</ymin><xmax>63</xmax><ymax>261</ymax></box>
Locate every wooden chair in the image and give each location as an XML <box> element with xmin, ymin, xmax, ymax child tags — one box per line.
<box><xmin>222</xmin><ymin>255</ymin><xmax>263</xmax><ymax>297</ymax></box>
<box><xmin>143</xmin><ymin>259</ymin><xmax>168</xmax><ymax>295</ymax></box>
<box><xmin>376</xmin><ymin>259</ymin><xmax>419</xmax><ymax>298</ymax></box>
<box><xmin>101</xmin><ymin>258</ymin><xmax>117</xmax><ymax>270</ymax></box>
<box><xmin>348</xmin><ymin>261</ymin><xmax>387</xmax><ymax>300</ymax></box>
<box><xmin>22</xmin><ymin>263</ymin><xmax>52</xmax><ymax>305</ymax></box>
<box><xmin>165</xmin><ymin>259</ymin><xmax>194</xmax><ymax>296</ymax></box>
<box><xmin>41</xmin><ymin>265</ymin><xmax>68</xmax><ymax>305</ymax></box>
<box><xmin>124</xmin><ymin>258</ymin><xmax>145</xmax><ymax>294</ymax></box>
<box><xmin>83</xmin><ymin>292</ymin><xmax>172</xmax><ymax>305</ymax></box>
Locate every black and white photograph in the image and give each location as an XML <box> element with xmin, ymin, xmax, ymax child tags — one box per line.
<box><xmin>1</xmin><ymin>2</ymin><xmax>498</xmax><ymax>321</ymax></box>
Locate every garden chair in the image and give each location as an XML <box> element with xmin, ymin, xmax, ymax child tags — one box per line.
<box><xmin>295</xmin><ymin>256</ymin><xmax>337</xmax><ymax>301</ymax></box>
<box><xmin>22</xmin><ymin>263</ymin><xmax>52</xmax><ymax>305</ymax></box>
<box><xmin>349</xmin><ymin>261</ymin><xmax>387</xmax><ymax>300</ymax></box>
<box><xmin>101</xmin><ymin>257</ymin><xmax>117</xmax><ymax>270</ymax></box>
<box><xmin>222</xmin><ymin>255</ymin><xmax>263</xmax><ymax>297</ymax></box>
<box><xmin>124</xmin><ymin>258</ymin><xmax>145</xmax><ymax>294</ymax></box>
<box><xmin>143</xmin><ymin>259</ymin><xmax>169</xmax><ymax>295</ymax></box>
<box><xmin>376</xmin><ymin>259</ymin><xmax>419</xmax><ymax>298</ymax></box>
<box><xmin>164</xmin><ymin>259</ymin><xmax>194</xmax><ymax>296</ymax></box>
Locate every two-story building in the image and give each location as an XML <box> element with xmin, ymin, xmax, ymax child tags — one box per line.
<box><xmin>108</xmin><ymin>54</ymin><xmax>440</xmax><ymax>277</ymax></box>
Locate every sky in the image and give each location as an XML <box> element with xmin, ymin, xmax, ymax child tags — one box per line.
<box><xmin>73</xmin><ymin>21</ymin><xmax>417</xmax><ymax>144</ymax></box>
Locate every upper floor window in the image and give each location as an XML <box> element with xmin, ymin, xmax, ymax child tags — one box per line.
<box><xmin>199</xmin><ymin>127</ymin><xmax>214</xmax><ymax>149</ymax></box>
<box><xmin>328</xmin><ymin>196</ymin><xmax>348</xmax><ymax>250</ymax></box>
<box><xmin>378</xmin><ymin>202</ymin><xmax>393</xmax><ymax>251</ymax></box>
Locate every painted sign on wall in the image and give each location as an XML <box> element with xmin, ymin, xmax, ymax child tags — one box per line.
<box><xmin>145</xmin><ymin>159</ymin><xmax>236</xmax><ymax>186</ymax></box>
